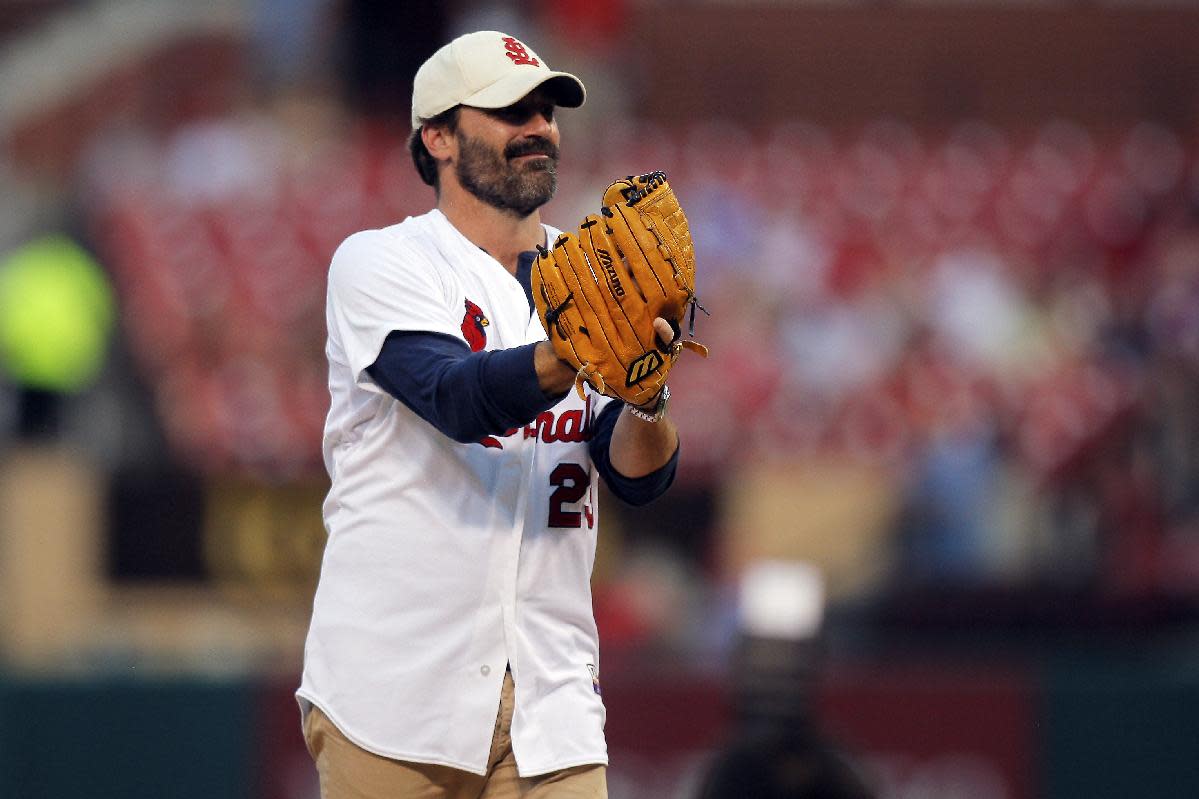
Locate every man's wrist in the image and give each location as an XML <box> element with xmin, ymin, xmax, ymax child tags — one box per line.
<box><xmin>626</xmin><ymin>385</ymin><xmax>670</xmax><ymax>423</ymax></box>
<box><xmin>534</xmin><ymin>341</ymin><xmax>578</xmax><ymax>397</ymax></box>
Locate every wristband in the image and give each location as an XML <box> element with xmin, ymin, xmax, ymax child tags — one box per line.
<box><xmin>626</xmin><ymin>385</ymin><xmax>670</xmax><ymax>423</ymax></box>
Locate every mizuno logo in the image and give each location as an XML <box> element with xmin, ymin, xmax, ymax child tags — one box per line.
<box><xmin>595</xmin><ymin>248</ymin><xmax>624</xmax><ymax>297</ymax></box>
<box><xmin>626</xmin><ymin>351</ymin><xmax>663</xmax><ymax>386</ymax></box>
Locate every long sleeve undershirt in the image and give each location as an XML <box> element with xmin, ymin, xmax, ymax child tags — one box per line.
<box><xmin>364</xmin><ymin>251</ymin><xmax>677</xmax><ymax>506</ymax></box>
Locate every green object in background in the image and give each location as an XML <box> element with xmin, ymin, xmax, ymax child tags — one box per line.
<box><xmin>0</xmin><ymin>235</ymin><xmax>115</xmax><ymax>392</ymax></box>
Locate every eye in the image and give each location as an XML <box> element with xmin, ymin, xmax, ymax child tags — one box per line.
<box><xmin>487</xmin><ymin>105</ymin><xmax>526</xmax><ymax>125</ymax></box>
<box><xmin>495</xmin><ymin>107</ymin><xmax>521</xmax><ymax>123</ymax></box>
<box><xmin>486</xmin><ymin>101</ymin><xmax>554</xmax><ymax>125</ymax></box>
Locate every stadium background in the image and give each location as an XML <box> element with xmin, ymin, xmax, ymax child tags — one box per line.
<box><xmin>2</xmin><ymin>1</ymin><xmax>1199</xmax><ymax>797</ymax></box>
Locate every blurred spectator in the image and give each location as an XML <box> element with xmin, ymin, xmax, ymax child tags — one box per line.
<box><xmin>250</xmin><ymin>0</ymin><xmax>337</xmax><ymax>91</ymax></box>
<box><xmin>699</xmin><ymin>562</ymin><xmax>875</xmax><ymax>799</ymax></box>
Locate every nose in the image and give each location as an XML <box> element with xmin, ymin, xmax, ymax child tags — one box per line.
<box><xmin>522</xmin><ymin>110</ymin><xmax>555</xmax><ymax>139</ymax></box>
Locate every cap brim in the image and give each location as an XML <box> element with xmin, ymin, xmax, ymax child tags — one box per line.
<box><xmin>462</xmin><ymin>71</ymin><xmax>585</xmax><ymax>112</ymax></box>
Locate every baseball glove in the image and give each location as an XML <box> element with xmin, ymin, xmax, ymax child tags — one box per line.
<box><xmin>533</xmin><ymin>171</ymin><xmax>708</xmax><ymax>407</ymax></box>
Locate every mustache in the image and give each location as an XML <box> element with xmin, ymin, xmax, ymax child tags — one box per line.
<box><xmin>505</xmin><ymin>137</ymin><xmax>559</xmax><ymax>160</ymax></box>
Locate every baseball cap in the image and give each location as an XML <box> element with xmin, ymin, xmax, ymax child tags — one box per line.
<box><xmin>411</xmin><ymin>31</ymin><xmax>586</xmax><ymax>129</ymax></box>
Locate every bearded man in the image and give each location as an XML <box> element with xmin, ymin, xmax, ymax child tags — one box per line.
<box><xmin>297</xmin><ymin>31</ymin><xmax>684</xmax><ymax>799</ymax></box>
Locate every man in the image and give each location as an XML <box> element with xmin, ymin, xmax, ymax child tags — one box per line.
<box><xmin>297</xmin><ymin>31</ymin><xmax>683</xmax><ymax>798</ymax></box>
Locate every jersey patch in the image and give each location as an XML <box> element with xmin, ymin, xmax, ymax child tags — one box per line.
<box><xmin>461</xmin><ymin>298</ymin><xmax>490</xmax><ymax>352</ymax></box>
<box><xmin>586</xmin><ymin>663</ymin><xmax>601</xmax><ymax>695</ymax></box>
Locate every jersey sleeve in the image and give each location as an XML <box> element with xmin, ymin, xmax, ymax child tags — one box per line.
<box><xmin>326</xmin><ymin>229</ymin><xmax>460</xmax><ymax>389</ymax></box>
<box><xmin>587</xmin><ymin>399</ymin><xmax>679</xmax><ymax>506</ymax></box>
<box><xmin>367</xmin><ymin>332</ymin><xmax>564</xmax><ymax>442</ymax></box>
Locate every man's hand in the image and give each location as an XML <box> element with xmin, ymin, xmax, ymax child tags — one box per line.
<box><xmin>532</xmin><ymin>171</ymin><xmax>707</xmax><ymax>407</ymax></box>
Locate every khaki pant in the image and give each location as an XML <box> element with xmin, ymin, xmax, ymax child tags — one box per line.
<box><xmin>304</xmin><ymin>670</ymin><xmax>607</xmax><ymax>799</ymax></box>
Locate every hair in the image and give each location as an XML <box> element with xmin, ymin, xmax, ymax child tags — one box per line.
<box><xmin>408</xmin><ymin>106</ymin><xmax>460</xmax><ymax>190</ymax></box>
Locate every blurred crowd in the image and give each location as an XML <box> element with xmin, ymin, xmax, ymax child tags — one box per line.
<box><xmin>72</xmin><ymin>110</ymin><xmax>1199</xmax><ymax>603</ymax></box>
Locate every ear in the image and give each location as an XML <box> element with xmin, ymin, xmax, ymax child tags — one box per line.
<box><xmin>423</xmin><ymin>124</ymin><xmax>456</xmax><ymax>162</ymax></box>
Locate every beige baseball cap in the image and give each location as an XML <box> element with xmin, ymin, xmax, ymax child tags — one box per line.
<box><xmin>411</xmin><ymin>31</ymin><xmax>586</xmax><ymax>129</ymax></box>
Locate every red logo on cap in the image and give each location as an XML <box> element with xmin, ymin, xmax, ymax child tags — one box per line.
<box><xmin>502</xmin><ymin>37</ymin><xmax>539</xmax><ymax>67</ymax></box>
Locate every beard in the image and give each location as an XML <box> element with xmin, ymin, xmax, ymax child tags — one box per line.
<box><xmin>455</xmin><ymin>132</ymin><xmax>559</xmax><ymax>217</ymax></box>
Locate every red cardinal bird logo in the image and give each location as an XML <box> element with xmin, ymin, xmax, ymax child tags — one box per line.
<box><xmin>461</xmin><ymin>299</ymin><xmax>490</xmax><ymax>352</ymax></box>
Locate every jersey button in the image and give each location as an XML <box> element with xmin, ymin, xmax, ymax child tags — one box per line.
<box><xmin>480</xmin><ymin>665</ymin><xmax>491</xmax><ymax>676</ymax></box>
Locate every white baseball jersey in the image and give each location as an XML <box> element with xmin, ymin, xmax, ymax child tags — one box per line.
<box><xmin>297</xmin><ymin>209</ymin><xmax>614</xmax><ymax>777</ymax></box>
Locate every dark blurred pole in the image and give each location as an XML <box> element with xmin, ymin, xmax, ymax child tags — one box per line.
<box><xmin>698</xmin><ymin>563</ymin><xmax>875</xmax><ymax>799</ymax></box>
<box><xmin>337</xmin><ymin>0</ymin><xmax>448</xmax><ymax>122</ymax></box>
<box><xmin>16</xmin><ymin>387</ymin><xmax>61</xmax><ymax>440</ymax></box>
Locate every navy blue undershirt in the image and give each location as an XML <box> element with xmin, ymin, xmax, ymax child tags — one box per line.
<box><xmin>365</xmin><ymin>250</ymin><xmax>677</xmax><ymax>506</ymax></box>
